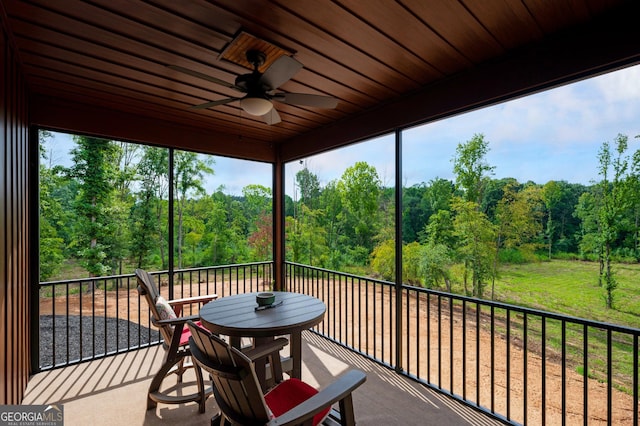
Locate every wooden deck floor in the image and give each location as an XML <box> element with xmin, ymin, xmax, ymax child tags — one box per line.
<box><xmin>24</xmin><ymin>331</ymin><xmax>502</xmax><ymax>426</ymax></box>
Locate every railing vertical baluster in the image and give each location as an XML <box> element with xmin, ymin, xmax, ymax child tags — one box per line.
<box><xmin>406</xmin><ymin>288</ymin><xmax>410</xmax><ymax>374</ymax></box>
<box><xmin>372</xmin><ymin>279</ymin><xmax>376</xmax><ymax>360</ymax></box>
<box><xmin>115</xmin><ymin>277</ymin><xmax>119</xmax><ymax>352</ymax></box>
<box><xmin>79</xmin><ymin>281</ymin><xmax>83</xmax><ymax>361</ymax></box>
<box><xmin>351</xmin><ymin>275</ymin><xmax>355</xmax><ymax>349</ymax></box>
<box><xmin>358</xmin><ymin>277</ymin><xmax>362</xmax><ymax>352</ymax></box>
<box><xmin>584</xmin><ymin>324</ymin><xmax>588</xmax><ymax>426</ymax></box>
<box><xmin>562</xmin><ymin>321</ymin><xmax>566</xmax><ymax>426</ymax></box>
<box><xmin>607</xmin><ymin>329</ymin><xmax>612</xmax><ymax>426</ymax></box>
<box><xmin>491</xmin><ymin>306</ymin><xmax>495</xmax><ymax>413</ymax></box>
<box><xmin>634</xmin><ymin>334</ymin><xmax>638</xmax><ymax>426</ymax></box>
<box><xmin>50</xmin><ymin>285</ymin><xmax>56</xmax><ymax>366</ymax></box>
<box><xmin>476</xmin><ymin>302</ymin><xmax>480</xmax><ymax>407</ymax></box>
<box><xmin>127</xmin><ymin>276</ymin><xmax>131</xmax><ymax>349</ymax></box>
<box><xmin>438</xmin><ymin>294</ymin><xmax>442</xmax><ymax>389</ymax></box>
<box><xmin>450</xmin><ymin>295</ymin><xmax>454</xmax><ymax>394</ymax></box>
<box><xmin>506</xmin><ymin>309</ymin><xmax>511</xmax><ymax>421</ymax></box>
<box><xmin>36</xmin><ymin>262</ymin><xmax>640</xmax><ymax>426</ymax></box>
<box><xmin>65</xmin><ymin>283</ymin><xmax>70</xmax><ymax>364</ymax></box>
<box><xmin>427</xmin><ymin>292</ymin><xmax>431</xmax><ymax>384</ymax></box>
<box><xmin>462</xmin><ymin>299</ymin><xmax>466</xmax><ymax>400</ymax></box>
<box><xmin>416</xmin><ymin>291</ymin><xmax>421</xmax><ymax>378</ymax></box>
<box><xmin>523</xmin><ymin>313</ymin><xmax>528</xmax><ymax>425</ymax></box>
<box><xmin>542</xmin><ymin>316</ymin><xmax>546</xmax><ymax>425</ymax></box>
<box><xmin>103</xmin><ymin>278</ymin><xmax>107</xmax><ymax>358</ymax></box>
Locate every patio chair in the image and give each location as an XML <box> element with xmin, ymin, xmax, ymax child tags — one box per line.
<box><xmin>135</xmin><ymin>268</ymin><xmax>218</xmax><ymax>412</ymax></box>
<box><xmin>187</xmin><ymin>320</ymin><xmax>367</xmax><ymax>426</ymax></box>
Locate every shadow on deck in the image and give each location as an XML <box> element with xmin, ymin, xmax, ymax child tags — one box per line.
<box><xmin>24</xmin><ymin>331</ymin><xmax>501</xmax><ymax>425</ymax></box>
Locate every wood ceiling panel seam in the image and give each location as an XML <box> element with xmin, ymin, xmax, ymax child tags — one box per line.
<box><xmin>14</xmin><ymin>41</ymin><xmax>234</xmax><ymax>105</ymax></box>
<box><xmin>6</xmin><ymin>13</ymin><xmax>248</xmax><ymax>101</ymax></box>
<box><xmin>20</xmin><ymin>43</ymin><xmax>345</xmax><ymax>130</ymax></box>
<box><xmin>29</xmin><ymin>62</ymin><xmax>326</xmax><ymax>136</ymax></box>
<box><xmin>279</xmin><ymin>0</ymin><xmax>442</xmax><ymax>84</ymax></box>
<box><xmin>32</xmin><ymin>93</ymin><xmax>287</xmax><ymax>154</ymax></box>
<box><xmin>29</xmin><ymin>82</ymin><xmax>278</xmax><ymax>140</ymax></box>
<box><xmin>268</xmin><ymin>0</ymin><xmax>423</xmax><ymax>91</ymax></box>
<box><xmin>9</xmin><ymin>32</ymin><xmax>242</xmax><ymax>108</ymax></box>
<box><xmin>24</xmin><ymin>0</ymin><xmax>224</xmax><ymax>62</ymax></box>
<box><xmin>336</xmin><ymin>0</ymin><xmax>469</xmax><ymax>75</ymax></box>
<box><xmin>393</xmin><ymin>0</ymin><xmax>480</xmax><ymax>67</ymax></box>
<box><xmin>19</xmin><ymin>54</ymin><xmax>228</xmax><ymax>111</ymax></box>
<box><xmin>28</xmin><ymin>64</ymin><xmax>323</xmax><ymax>138</ymax></box>
<box><xmin>456</xmin><ymin>0</ymin><xmax>509</xmax><ymax>51</ymax></box>
<box><xmin>398</xmin><ymin>0</ymin><xmax>505</xmax><ymax>65</ymax></box>
<box><xmin>87</xmin><ymin>0</ymin><xmax>232</xmax><ymax>51</ymax></box>
<box><xmin>5</xmin><ymin>1</ymin><xmax>238</xmax><ymax>84</ymax></box>
<box><xmin>180</xmin><ymin>0</ymin><xmax>403</xmax><ymax>104</ymax></box>
<box><xmin>14</xmin><ymin>0</ymin><xmax>385</xmax><ymax>117</ymax></box>
<box><xmin>460</xmin><ymin>0</ymin><xmax>545</xmax><ymax>50</ymax></box>
<box><xmin>211</xmin><ymin>0</ymin><xmax>410</xmax><ymax>98</ymax></box>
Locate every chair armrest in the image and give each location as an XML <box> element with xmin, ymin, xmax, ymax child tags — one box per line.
<box><xmin>169</xmin><ymin>294</ymin><xmax>217</xmax><ymax>307</ymax></box>
<box><xmin>269</xmin><ymin>370</ymin><xmax>366</xmax><ymax>426</ymax></box>
<box><xmin>168</xmin><ymin>294</ymin><xmax>217</xmax><ymax>316</ymax></box>
<box><xmin>242</xmin><ymin>337</ymin><xmax>289</xmax><ymax>361</ymax></box>
<box><xmin>154</xmin><ymin>314</ymin><xmax>200</xmax><ymax>326</ymax></box>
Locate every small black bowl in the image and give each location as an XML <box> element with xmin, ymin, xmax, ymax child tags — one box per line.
<box><xmin>256</xmin><ymin>292</ymin><xmax>275</xmax><ymax>306</ymax></box>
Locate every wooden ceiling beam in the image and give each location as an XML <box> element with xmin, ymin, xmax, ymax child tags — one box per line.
<box><xmin>278</xmin><ymin>2</ymin><xmax>640</xmax><ymax>162</ymax></box>
<box><xmin>30</xmin><ymin>95</ymin><xmax>276</xmax><ymax>162</ymax></box>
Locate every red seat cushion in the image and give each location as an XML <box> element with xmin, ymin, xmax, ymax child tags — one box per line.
<box><xmin>264</xmin><ymin>378</ymin><xmax>331</xmax><ymax>426</ymax></box>
<box><xmin>178</xmin><ymin>320</ymin><xmax>203</xmax><ymax>346</ymax></box>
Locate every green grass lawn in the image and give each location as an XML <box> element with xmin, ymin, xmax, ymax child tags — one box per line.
<box><xmin>493</xmin><ymin>259</ymin><xmax>640</xmax><ymax>329</ymax></box>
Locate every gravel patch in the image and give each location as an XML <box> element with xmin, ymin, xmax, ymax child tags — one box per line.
<box><xmin>39</xmin><ymin>315</ymin><xmax>158</xmax><ymax>368</ymax></box>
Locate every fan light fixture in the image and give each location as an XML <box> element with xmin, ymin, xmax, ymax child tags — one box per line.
<box><xmin>240</xmin><ymin>97</ymin><xmax>273</xmax><ymax>116</ymax></box>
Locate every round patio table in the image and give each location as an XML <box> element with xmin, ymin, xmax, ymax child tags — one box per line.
<box><xmin>198</xmin><ymin>291</ymin><xmax>326</xmax><ymax>383</ymax></box>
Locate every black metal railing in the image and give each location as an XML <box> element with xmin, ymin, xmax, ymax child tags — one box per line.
<box><xmin>37</xmin><ymin>262</ymin><xmax>273</xmax><ymax>370</ymax></box>
<box><xmin>38</xmin><ymin>260</ymin><xmax>639</xmax><ymax>425</ymax></box>
<box><xmin>285</xmin><ymin>262</ymin><xmax>640</xmax><ymax>426</ymax></box>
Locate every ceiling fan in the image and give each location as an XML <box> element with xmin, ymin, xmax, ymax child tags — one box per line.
<box><xmin>169</xmin><ymin>50</ymin><xmax>338</xmax><ymax>125</ymax></box>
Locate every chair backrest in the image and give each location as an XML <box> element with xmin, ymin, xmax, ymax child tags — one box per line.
<box><xmin>187</xmin><ymin>321</ymin><xmax>272</xmax><ymax>425</ymax></box>
<box><xmin>135</xmin><ymin>268</ymin><xmax>174</xmax><ymax>344</ymax></box>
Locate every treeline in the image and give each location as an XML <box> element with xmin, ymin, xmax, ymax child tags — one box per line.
<box><xmin>287</xmin><ymin>133</ymin><xmax>640</xmax><ymax>309</ymax></box>
<box><xmin>40</xmin><ymin>132</ymin><xmax>273</xmax><ymax>282</ymax></box>
<box><xmin>40</xmin><ymin>132</ymin><xmax>639</xmax><ymax>308</ymax></box>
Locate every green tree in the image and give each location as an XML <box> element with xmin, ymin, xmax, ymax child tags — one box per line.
<box><xmin>38</xmin><ymin>131</ymin><xmax>65</xmax><ymax>280</ymax></box>
<box><xmin>418</xmin><ymin>242</ymin><xmax>453</xmax><ymax>291</ymax></box>
<box><xmin>574</xmin><ymin>189</ymin><xmax>601</xmax><ymax>261</ymax></box>
<box><xmin>68</xmin><ymin>136</ymin><xmax>120</xmax><ymax>281</ymax></box>
<box><xmin>542</xmin><ymin>181</ymin><xmax>562</xmax><ymax>259</ymax></box>
<box><xmin>452</xmin><ymin>134</ymin><xmax>495</xmax><ymax>206</ymax></box>
<box><xmin>174</xmin><ymin>151</ymin><xmax>214</xmax><ymax>268</ymax></box>
<box><xmin>336</xmin><ymin>162</ymin><xmax>382</xmax><ymax>259</ymax></box>
<box><xmin>452</xmin><ymin>197</ymin><xmax>497</xmax><ymax>298</ymax></box>
<box><xmin>596</xmin><ymin>134</ymin><xmax>639</xmax><ymax>308</ymax></box>
<box><xmin>296</xmin><ymin>167</ymin><xmax>321</xmax><ymax>209</ymax></box>
<box><xmin>492</xmin><ymin>183</ymin><xmax>543</xmax><ymax>298</ymax></box>
<box><xmin>131</xmin><ymin>146</ymin><xmax>169</xmax><ymax>268</ymax></box>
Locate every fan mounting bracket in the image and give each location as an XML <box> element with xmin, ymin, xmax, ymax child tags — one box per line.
<box><xmin>246</xmin><ymin>50</ymin><xmax>266</xmax><ymax>70</ymax></box>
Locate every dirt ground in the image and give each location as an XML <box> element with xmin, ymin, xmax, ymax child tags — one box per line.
<box><xmin>39</xmin><ymin>280</ymin><xmax>637</xmax><ymax>425</ymax></box>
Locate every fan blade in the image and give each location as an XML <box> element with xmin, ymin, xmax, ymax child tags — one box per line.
<box><xmin>274</xmin><ymin>93</ymin><xmax>338</xmax><ymax>109</ymax></box>
<box><xmin>191</xmin><ymin>97</ymin><xmax>240</xmax><ymax>110</ymax></box>
<box><xmin>169</xmin><ymin>65</ymin><xmax>244</xmax><ymax>92</ymax></box>
<box><xmin>260</xmin><ymin>108</ymin><xmax>281</xmax><ymax>125</ymax></box>
<box><xmin>260</xmin><ymin>56</ymin><xmax>303</xmax><ymax>90</ymax></box>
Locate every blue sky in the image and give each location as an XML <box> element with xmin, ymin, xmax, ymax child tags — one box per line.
<box><xmin>46</xmin><ymin>64</ymin><xmax>640</xmax><ymax>196</ymax></box>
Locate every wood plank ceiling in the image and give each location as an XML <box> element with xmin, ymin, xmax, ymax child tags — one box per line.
<box><xmin>1</xmin><ymin>0</ymin><xmax>638</xmax><ymax>162</ymax></box>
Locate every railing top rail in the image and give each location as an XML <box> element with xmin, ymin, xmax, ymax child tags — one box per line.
<box><xmin>39</xmin><ymin>261</ymin><xmax>274</xmax><ymax>286</ymax></box>
<box><xmin>287</xmin><ymin>261</ymin><xmax>640</xmax><ymax>336</ymax></box>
